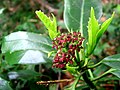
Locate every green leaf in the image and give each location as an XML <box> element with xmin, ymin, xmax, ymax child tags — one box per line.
<box><xmin>111</xmin><ymin>70</ymin><xmax>120</xmax><ymax>78</ymax></box>
<box><xmin>87</xmin><ymin>7</ymin><xmax>100</xmax><ymax>56</ymax></box>
<box><xmin>2</xmin><ymin>31</ymin><xmax>53</xmax><ymax>65</ymax></box>
<box><xmin>64</xmin><ymin>0</ymin><xmax>102</xmax><ymax>37</ymax></box>
<box><xmin>0</xmin><ymin>77</ymin><xmax>13</xmax><ymax>90</ymax></box>
<box><xmin>86</xmin><ymin>10</ymin><xmax>114</xmax><ymax>57</ymax></box>
<box><xmin>98</xmin><ymin>68</ymin><xmax>120</xmax><ymax>79</ymax></box>
<box><xmin>96</xmin><ymin>12</ymin><xmax>115</xmax><ymax>43</ymax></box>
<box><xmin>93</xmin><ymin>64</ymin><xmax>108</xmax><ymax>76</ymax></box>
<box><xmin>5</xmin><ymin>50</ymin><xmax>52</xmax><ymax>65</ymax></box>
<box><xmin>92</xmin><ymin>68</ymin><xmax>117</xmax><ymax>81</ymax></box>
<box><xmin>100</xmin><ymin>53</ymin><xmax>120</xmax><ymax>78</ymax></box>
<box><xmin>98</xmin><ymin>76</ymin><xmax>120</xmax><ymax>81</ymax></box>
<box><xmin>35</xmin><ymin>10</ymin><xmax>59</xmax><ymax>39</ymax></box>
<box><xmin>2</xmin><ymin>31</ymin><xmax>53</xmax><ymax>53</ymax></box>
<box><xmin>102</xmin><ymin>54</ymin><xmax>120</xmax><ymax>70</ymax></box>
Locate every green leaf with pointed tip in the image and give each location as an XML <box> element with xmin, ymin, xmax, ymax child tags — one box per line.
<box><xmin>96</xmin><ymin>12</ymin><xmax>115</xmax><ymax>43</ymax></box>
<box><xmin>86</xmin><ymin>10</ymin><xmax>114</xmax><ymax>57</ymax></box>
<box><xmin>102</xmin><ymin>54</ymin><xmax>120</xmax><ymax>70</ymax></box>
<box><xmin>87</xmin><ymin>7</ymin><xmax>99</xmax><ymax>56</ymax></box>
<box><xmin>0</xmin><ymin>77</ymin><xmax>13</xmax><ymax>90</ymax></box>
<box><xmin>64</xmin><ymin>0</ymin><xmax>102</xmax><ymax>37</ymax></box>
<box><xmin>35</xmin><ymin>10</ymin><xmax>59</xmax><ymax>39</ymax></box>
<box><xmin>1</xmin><ymin>31</ymin><xmax>53</xmax><ymax>65</ymax></box>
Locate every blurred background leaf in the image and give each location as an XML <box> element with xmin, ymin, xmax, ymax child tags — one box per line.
<box><xmin>0</xmin><ymin>77</ymin><xmax>13</xmax><ymax>90</ymax></box>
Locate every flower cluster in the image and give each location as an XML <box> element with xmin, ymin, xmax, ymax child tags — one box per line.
<box><xmin>52</xmin><ymin>32</ymin><xmax>84</xmax><ymax>68</ymax></box>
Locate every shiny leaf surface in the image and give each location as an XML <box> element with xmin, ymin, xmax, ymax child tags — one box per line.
<box><xmin>64</xmin><ymin>0</ymin><xmax>102</xmax><ymax>37</ymax></box>
<box><xmin>2</xmin><ymin>31</ymin><xmax>53</xmax><ymax>65</ymax></box>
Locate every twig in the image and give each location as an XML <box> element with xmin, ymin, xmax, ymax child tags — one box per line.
<box><xmin>36</xmin><ymin>78</ymin><xmax>74</xmax><ymax>85</ymax></box>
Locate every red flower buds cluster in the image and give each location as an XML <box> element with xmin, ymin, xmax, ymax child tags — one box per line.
<box><xmin>52</xmin><ymin>32</ymin><xmax>84</xmax><ymax>68</ymax></box>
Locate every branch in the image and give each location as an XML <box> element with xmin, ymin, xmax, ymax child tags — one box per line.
<box><xmin>36</xmin><ymin>78</ymin><xmax>74</xmax><ymax>85</ymax></box>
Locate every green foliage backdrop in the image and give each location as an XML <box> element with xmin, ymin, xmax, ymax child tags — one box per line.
<box><xmin>0</xmin><ymin>0</ymin><xmax>120</xmax><ymax>90</ymax></box>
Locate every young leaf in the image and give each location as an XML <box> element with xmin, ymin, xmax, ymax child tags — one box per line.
<box><xmin>96</xmin><ymin>12</ymin><xmax>115</xmax><ymax>43</ymax></box>
<box><xmin>86</xmin><ymin>9</ymin><xmax>114</xmax><ymax>57</ymax></box>
<box><xmin>35</xmin><ymin>10</ymin><xmax>59</xmax><ymax>39</ymax></box>
<box><xmin>87</xmin><ymin>7</ymin><xmax>99</xmax><ymax>56</ymax></box>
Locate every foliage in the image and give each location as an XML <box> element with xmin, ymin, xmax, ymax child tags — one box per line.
<box><xmin>35</xmin><ymin>10</ymin><xmax>59</xmax><ymax>39</ymax></box>
<box><xmin>0</xmin><ymin>0</ymin><xmax>120</xmax><ymax>90</ymax></box>
<box><xmin>1</xmin><ymin>31</ymin><xmax>53</xmax><ymax>65</ymax></box>
<box><xmin>87</xmin><ymin>7</ymin><xmax>114</xmax><ymax>56</ymax></box>
<box><xmin>64</xmin><ymin>0</ymin><xmax>102</xmax><ymax>37</ymax></box>
<box><xmin>0</xmin><ymin>0</ymin><xmax>63</xmax><ymax>90</ymax></box>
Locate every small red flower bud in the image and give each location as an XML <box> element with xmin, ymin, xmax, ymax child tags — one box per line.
<box><xmin>69</xmin><ymin>44</ymin><xmax>73</xmax><ymax>49</ymax></box>
<box><xmin>52</xmin><ymin>32</ymin><xmax>84</xmax><ymax>68</ymax></box>
<box><xmin>69</xmin><ymin>60</ymin><xmax>73</xmax><ymax>64</ymax></box>
<box><xmin>59</xmin><ymin>57</ymin><xmax>64</xmax><ymax>62</ymax></box>
<box><xmin>58</xmin><ymin>64</ymin><xmax>65</xmax><ymax>68</ymax></box>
